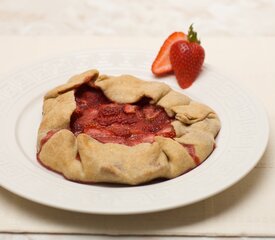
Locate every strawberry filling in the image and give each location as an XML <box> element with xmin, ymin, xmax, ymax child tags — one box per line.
<box><xmin>37</xmin><ymin>130</ymin><xmax>63</xmax><ymax>174</ymax></box>
<box><xmin>39</xmin><ymin>130</ymin><xmax>59</xmax><ymax>149</ymax></box>
<box><xmin>38</xmin><ymin>86</ymin><xmax>201</xmax><ymax>166</ymax></box>
<box><xmin>181</xmin><ymin>143</ymin><xmax>200</xmax><ymax>165</ymax></box>
<box><xmin>70</xmin><ymin>85</ymin><xmax>176</xmax><ymax>146</ymax></box>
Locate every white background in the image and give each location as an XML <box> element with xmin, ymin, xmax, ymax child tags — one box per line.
<box><xmin>0</xmin><ymin>0</ymin><xmax>274</xmax><ymax>37</ymax></box>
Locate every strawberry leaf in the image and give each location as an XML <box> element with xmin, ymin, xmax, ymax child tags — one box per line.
<box><xmin>187</xmin><ymin>24</ymin><xmax>201</xmax><ymax>44</ymax></box>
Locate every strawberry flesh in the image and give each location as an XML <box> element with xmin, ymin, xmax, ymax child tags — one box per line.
<box><xmin>151</xmin><ymin>32</ymin><xmax>186</xmax><ymax>76</ymax></box>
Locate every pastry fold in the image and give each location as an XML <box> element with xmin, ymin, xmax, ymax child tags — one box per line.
<box><xmin>37</xmin><ymin>70</ymin><xmax>221</xmax><ymax>185</ymax></box>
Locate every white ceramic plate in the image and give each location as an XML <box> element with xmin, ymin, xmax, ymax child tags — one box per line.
<box><xmin>0</xmin><ymin>50</ymin><xmax>269</xmax><ymax>214</ymax></box>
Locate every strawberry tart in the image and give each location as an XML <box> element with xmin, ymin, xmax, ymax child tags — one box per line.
<box><xmin>37</xmin><ymin>69</ymin><xmax>220</xmax><ymax>185</ymax></box>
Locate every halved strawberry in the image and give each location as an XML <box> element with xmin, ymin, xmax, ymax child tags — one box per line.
<box><xmin>151</xmin><ymin>32</ymin><xmax>187</xmax><ymax>76</ymax></box>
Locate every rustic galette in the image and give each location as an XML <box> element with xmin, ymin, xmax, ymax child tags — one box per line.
<box><xmin>37</xmin><ymin>69</ymin><xmax>220</xmax><ymax>185</ymax></box>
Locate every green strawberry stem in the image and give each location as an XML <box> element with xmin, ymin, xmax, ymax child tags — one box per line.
<box><xmin>187</xmin><ymin>24</ymin><xmax>201</xmax><ymax>44</ymax></box>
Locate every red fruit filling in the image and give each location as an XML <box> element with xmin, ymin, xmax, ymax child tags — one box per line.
<box><xmin>181</xmin><ymin>143</ymin><xmax>200</xmax><ymax>165</ymax></box>
<box><xmin>38</xmin><ymin>85</ymin><xmax>202</xmax><ymax>169</ymax></box>
<box><xmin>70</xmin><ymin>85</ymin><xmax>176</xmax><ymax>146</ymax></box>
<box><xmin>40</xmin><ymin>130</ymin><xmax>58</xmax><ymax>148</ymax></box>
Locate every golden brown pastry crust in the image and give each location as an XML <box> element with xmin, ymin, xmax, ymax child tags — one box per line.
<box><xmin>37</xmin><ymin>69</ymin><xmax>221</xmax><ymax>185</ymax></box>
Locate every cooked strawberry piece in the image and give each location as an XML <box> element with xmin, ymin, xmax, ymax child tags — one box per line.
<box><xmin>80</xmin><ymin>109</ymin><xmax>98</xmax><ymax>122</ymax></box>
<box><xmin>72</xmin><ymin>108</ymin><xmax>98</xmax><ymax>134</ymax></box>
<box><xmin>123</xmin><ymin>104</ymin><xmax>138</xmax><ymax>113</ymax></box>
<box><xmin>100</xmin><ymin>104</ymin><xmax>122</xmax><ymax>116</ymax></box>
<box><xmin>109</xmin><ymin>124</ymin><xmax>131</xmax><ymax>137</ymax></box>
<box><xmin>142</xmin><ymin>124</ymin><xmax>159</xmax><ymax>133</ymax></box>
<box><xmin>143</xmin><ymin>105</ymin><xmax>162</xmax><ymax>119</ymax></box>
<box><xmin>84</xmin><ymin>128</ymin><xmax>126</xmax><ymax>145</ymax></box>
<box><xmin>129</xmin><ymin>127</ymin><xmax>143</xmax><ymax>135</ymax></box>
<box><xmin>151</xmin><ymin>32</ymin><xmax>186</xmax><ymax>76</ymax></box>
<box><xmin>156</xmin><ymin>125</ymin><xmax>176</xmax><ymax>138</ymax></box>
<box><xmin>96</xmin><ymin>113</ymin><xmax>138</xmax><ymax>126</ymax></box>
<box><xmin>181</xmin><ymin>143</ymin><xmax>200</xmax><ymax>165</ymax></box>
